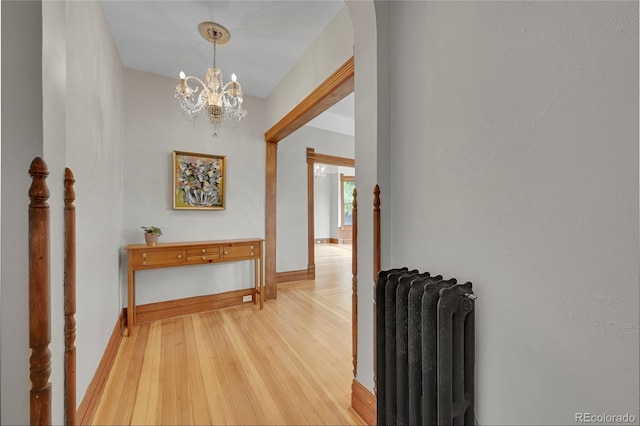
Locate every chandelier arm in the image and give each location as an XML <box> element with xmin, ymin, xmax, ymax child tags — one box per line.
<box><xmin>221</xmin><ymin>81</ymin><xmax>242</xmax><ymax>92</ymax></box>
<box><xmin>184</xmin><ymin>75</ymin><xmax>207</xmax><ymax>89</ymax></box>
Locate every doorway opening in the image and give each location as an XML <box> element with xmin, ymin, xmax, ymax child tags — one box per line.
<box><xmin>306</xmin><ymin>148</ymin><xmax>354</xmax><ymax>279</ymax></box>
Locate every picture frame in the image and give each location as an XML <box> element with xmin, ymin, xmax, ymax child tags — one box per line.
<box><xmin>172</xmin><ymin>150</ymin><xmax>226</xmax><ymax>210</ymax></box>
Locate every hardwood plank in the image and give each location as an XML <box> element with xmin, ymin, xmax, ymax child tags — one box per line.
<box><xmin>159</xmin><ymin>319</ymin><xmax>178</xmax><ymax>425</ymax></box>
<box><xmin>182</xmin><ymin>316</ymin><xmax>211</xmax><ymax>425</ymax></box>
<box><xmin>129</xmin><ymin>322</ymin><xmax>161</xmax><ymax>425</ymax></box>
<box><xmin>90</xmin><ymin>244</ymin><xmax>365</xmax><ymax>425</ymax></box>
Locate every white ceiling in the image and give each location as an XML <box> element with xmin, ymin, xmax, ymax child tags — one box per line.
<box><xmin>101</xmin><ymin>0</ymin><xmax>354</xmax><ymax>135</ymax></box>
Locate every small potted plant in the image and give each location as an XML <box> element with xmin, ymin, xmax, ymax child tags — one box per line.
<box><xmin>141</xmin><ymin>226</ymin><xmax>162</xmax><ymax>246</ymax></box>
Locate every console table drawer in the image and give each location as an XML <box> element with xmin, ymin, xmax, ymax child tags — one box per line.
<box><xmin>222</xmin><ymin>244</ymin><xmax>257</xmax><ymax>260</ymax></box>
<box><xmin>186</xmin><ymin>253</ymin><xmax>220</xmax><ymax>263</ymax></box>
<box><xmin>186</xmin><ymin>247</ymin><xmax>220</xmax><ymax>263</ymax></box>
<box><xmin>132</xmin><ymin>249</ymin><xmax>184</xmax><ymax>267</ymax></box>
<box><xmin>186</xmin><ymin>247</ymin><xmax>220</xmax><ymax>255</ymax></box>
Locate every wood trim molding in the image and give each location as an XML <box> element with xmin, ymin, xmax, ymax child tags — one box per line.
<box><xmin>135</xmin><ymin>289</ymin><xmax>255</xmax><ymax>325</ymax></box>
<box><xmin>265</xmin><ymin>57</ymin><xmax>354</xmax><ymax>144</ymax></box>
<box><xmin>77</xmin><ymin>311</ymin><xmax>125</xmax><ymax>425</ymax></box>
<box><xmin>351</xmin><ymin>379</ymin><xmax>376</xmax><ymax>425</ymax></box>
<box><xmin>314</xmin><ymin>238</ymin><xmax>338</xmax><ymax>244</ymax></box>
<box><xmin>264</xmin><ymin>57</ymin><xmax>354</xmax><ymax>301</ymax></box>
<box><xmin>265</xmin><ymin>141</ymin><xmax>278</xmax><ymax>299</ymax></box>
<box><xmin>307</xmin><ymin>155</ymin><xmax>316</xmax><ymax>280</ymax></box>
<box><xmin>307</xmin><ymin>150</ymin><xmax>356</xmax><ymax>167</ymax></box>
<box><xmin>275</xmin><ymin>269</ymin><xmax>309</xmax><ymax>284</ymax></box>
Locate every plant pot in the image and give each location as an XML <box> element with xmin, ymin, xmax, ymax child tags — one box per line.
<box><xmin>144</xmin><ymin>233</ymin><xmax>159</xmax><ymax>246</ymax></box>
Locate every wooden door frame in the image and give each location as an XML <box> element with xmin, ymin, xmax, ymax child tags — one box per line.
<box><xmin>306</xmin><ymin>148</ymin><xmax>355</xmax><ymax>280</ymax></box>
<box><xmin>264</xmin><ymin>56</ymin><xmax>354</xmax><ymax>299</ymax></box>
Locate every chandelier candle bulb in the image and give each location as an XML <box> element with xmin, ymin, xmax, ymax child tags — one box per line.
<box><xmin>179</xmin><ymin>71</ymin><xmax>186</xmax><ymax>94</ymax></box>
<box><xmin>230</xmin><ymin>74</ymin><xmax>240</xmax><ymax>97</ymax></box>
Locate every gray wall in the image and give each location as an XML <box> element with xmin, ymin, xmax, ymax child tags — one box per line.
<box><xmin>1</xmin><ymin>2</ymin><xmax>44</xmax><ymax>423</ymax></box>
<box><xmin>276</xmin><ymin>127</ymin><xmax>354</xmax><ymax>272</ymax></box>
<box><xmin>314</xmin><ymin>172</ymin><xmax>334</xmax><ymax>239</ymax></box>
<box><xmin>1</xmin><ymin>1</ymin><xmax>125</xmax><ymax>424</ymax></box>
<box><xmin>381</xmin><ymin>1</ymin><xmax>639</xmax><ymax>424</ymax></box>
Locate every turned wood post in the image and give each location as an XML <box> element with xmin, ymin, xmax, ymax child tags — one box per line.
<box><xmin>28</xmin><ymin>157</ymin><xmax>52</xmax><ymax>425</ymax></box>
<box><xmin>373</xmin><ymin>184</ymin><xmax>381</xmax><ymax>280</ymax></box>
<box><xmin>351</xmin><ymin>187</ymin><xmax>358</xmax><ymax>376</ymax></box>
<box><xmin>64</xmin><ymin>168</ymin><xmax>77</xmax><ymax>425</ymax></box>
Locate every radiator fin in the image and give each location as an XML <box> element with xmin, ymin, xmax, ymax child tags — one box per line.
<box><xmin>375</xmin><ymin>268</ymin><xmax>476</xmax><ymax>426</ymax></box>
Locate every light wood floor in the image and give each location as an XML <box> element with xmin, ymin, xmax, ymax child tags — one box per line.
<box><xmin>91</xmin><ymin>243</ymin><xmax>364</xmax><ymax>425</ymax></box>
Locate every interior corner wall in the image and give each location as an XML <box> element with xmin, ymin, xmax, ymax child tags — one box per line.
<box><xmin>63</xmin><ymin>0</ymin><xmax>126</xmax><ymax>406</ymax></box>
<box><xmin>330</xmin><ymin>173</ymin><xmax>340</xmax><ymax>239</ymax></box>
<box><xmin>1</xmin><ymin>1</ymin><xmax>43</xmax><ymax>423</ymax></box>
<box><xmin>121</xmin><ymin>68</ymin><xmax>266</xmax><ymax>306</ymax></box>
<box><xmin>314</xmin><ymin>174</ymin><xmax>333</xmax><ymax>240</ymax></box>
<box><xmin>266</xmin><ymin>5</ymin><xmax>353</xmax><ymax>129</ymax></box>
<box><xmin>346</xmin><ymin>0</ymin><xmax>381</xmax><ymax>393</ymax></box>
<box><xmin>276</xmin><ymin>127</ymin><xmax>354</xmax><ymax>273</ymax></box>
<box><xmin>41</xmin><ymin>1</ymin><xmax>68</xmax><ymax>421</ymax></box>
<box><xmin>388</xmin><ymin>2</ymin><xmax>638</xmax><ymax>424</ymax></box>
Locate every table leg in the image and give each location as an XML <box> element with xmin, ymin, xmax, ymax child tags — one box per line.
<box><xmin>259</xmin><ymin>255</ymin><xmax>264</xmax><ymax>309</ymax></box>
<box><xmin>254</xmin><ymin>258</ymin><xmax>258</xmax><ymax>306</ymax></box>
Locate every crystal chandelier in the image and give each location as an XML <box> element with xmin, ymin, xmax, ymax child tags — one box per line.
<box><xmin>175</xmin><ymin>22</ymin><xmax>247</xmax><ymax>136</ymax></box>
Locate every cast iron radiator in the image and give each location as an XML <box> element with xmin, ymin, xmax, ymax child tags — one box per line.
<box><xmin>375</xmin><ymin>268</ymin><xmax>476</xmax><ymax>425</ymax></box>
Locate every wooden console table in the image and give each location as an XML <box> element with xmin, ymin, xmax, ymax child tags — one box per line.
<box><xmin>124</xmin><ymin>238</ymin><xmax>263</xmax><ymax>336</ymax></box>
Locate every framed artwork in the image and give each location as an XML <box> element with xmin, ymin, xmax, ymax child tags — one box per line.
<box><xmin>172</xmin><ymin>150</ymin><xmax>226</xmax><ymax>210</ymax></box>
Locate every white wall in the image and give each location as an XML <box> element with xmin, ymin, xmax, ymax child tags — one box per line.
<box><xmin>386</xmin><ymin>2</ymin><xmax>638</xmax><ymax>425</ymax></box>
<box><xmin>1</xmin><ymin>2</ymin><xmax>43</xmax><ymax>423</ymax></box>
<box><xmin>1</xmin><ymin>1</ymin><xmax>125</xmax><ymax>423</ymax></box>
<box><xmin>346</xmin><ymin>0</ymin><xmax>382</xmax><ymax>393</ymax></box>
<box><xmin>64</xmin><ymin>1</ymin><xmax>125</xmax><ymax>406</ymax></box>
<box><xmin>330</xmin><ymin>173</ymin><xmax>339</xmax><ymax>238</ymax></box>
<box><xmin>276</xmin><ymin>127</ymin><xmax>354</xmax><ymax>272</ymax></box>
<box><xmin>122</xmin><ymin>68</ymin><xmax>265</xmax><ymax>305</ymax></box>
<box><xmin>266</xmin><ymin>5</ymin><xmax>353</xmax><ymax>129</ymax></box>
<box><xmin>314</xmin><ymin>173</ymin><xmax>333</xmax><ymax>239</ymax></box>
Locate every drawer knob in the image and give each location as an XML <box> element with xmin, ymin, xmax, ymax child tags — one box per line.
<box><xmin>202</xmin><ymin>249</ymin><xmax>206</xmax><ymax>253</ymax></box>
<box><xmin>224</xmin><ymin>251</ymin><xmax>228</xmax><ymax>255</ymax></box>
<box><xmin>202</xmin><ymin>256</ymin><xmax>206</xmax><ymax>260</ymax></box>
<box><xmin>177</xmin><ymin>255</ymin><xmax>182</xmax><ymax>260</ymax></box>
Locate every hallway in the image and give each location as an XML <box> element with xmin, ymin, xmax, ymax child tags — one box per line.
<box><xmin>90</xmin><ymin>243</ymin><xmax>363</xmax><ymax>425</ymax></box>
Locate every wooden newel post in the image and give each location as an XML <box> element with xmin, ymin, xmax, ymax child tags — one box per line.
<box><xmin>64</xmin><ymin>168</ymin><xmax>77</xmax><ymax>426</ymax></box>
<box><xmin>28</xmin><ymin>157</ymin><xmax>52</xmax><ymax>425</ymax></box>
<box><xmin>351</xmin><ymin>187</ymin><xmax>358</xmax><ymax>376</ymax></box>
<box><xmin>373</xmin><ymin>184</ymin><xmax>381</xmax><ymax>280</ymax></box>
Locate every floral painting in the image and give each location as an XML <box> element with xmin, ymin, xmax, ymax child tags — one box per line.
<box><xmin>173</xmin><ymin>151</ymin><xmax>225</xmax><ymax>210</ymax></box>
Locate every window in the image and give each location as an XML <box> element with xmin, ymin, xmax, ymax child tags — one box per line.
<box><xmin>341</xmin><ymin>174</ymin><xmax>355</xmax><ymax>229</ymax></box>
